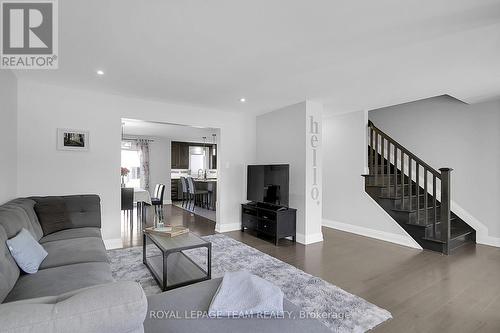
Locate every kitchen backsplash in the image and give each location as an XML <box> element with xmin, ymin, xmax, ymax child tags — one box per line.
<box><xmin>171</xmin><ymin>169</ymin><xmax>217</xmax><ymax>179</ymax></box>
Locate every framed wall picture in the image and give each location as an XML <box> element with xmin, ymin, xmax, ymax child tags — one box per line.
<box><xmin>57</xmin><ymin>128</ymin><xmax>90</xmax><ymax>151</ymax></box>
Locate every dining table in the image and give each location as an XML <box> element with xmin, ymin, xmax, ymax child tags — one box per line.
<box><xmin>134</xmin><ymin>188</ymin><xmax>152</xmax><ymax>225</ymax></box>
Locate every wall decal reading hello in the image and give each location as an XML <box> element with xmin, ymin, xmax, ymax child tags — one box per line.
<box><xmin>310</xmin><ymin>116</ymin><xmax>320</xmax><ymax>204</ymax></box>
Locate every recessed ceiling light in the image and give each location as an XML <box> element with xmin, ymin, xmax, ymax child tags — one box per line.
<box><xmin>96</xmin><ymin>70</ymin><xmax>104</xmax><ymax>76</ymax></box>
<box><xmin>240</xmin><ymin>98</ymin><xmax>246</xmax><ymax>103</ymax></box>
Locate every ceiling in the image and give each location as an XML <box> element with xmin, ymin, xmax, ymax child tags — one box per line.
<box><xmin>14</xmin><ymin>0</ymin><xmax>500</xmax><ymax>114</ymax></box>
<box><xmin>122</xmin><ymin>119</ymin><xmax>218</xmax><ymax>142</ymax></box>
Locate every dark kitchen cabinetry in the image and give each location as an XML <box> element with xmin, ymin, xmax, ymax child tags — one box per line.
<box><xmin>241</xmin><ymin>203</ymin><xmax>296</xmax><ymax>246</ymax></box>
<box><xmin>171</xmin><ymin>142</ymin><xmax>189</xmax><ymax>169</ymax></box>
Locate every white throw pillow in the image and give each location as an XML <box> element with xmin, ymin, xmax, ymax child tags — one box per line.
<box><xmin>6</xmin><ymin>228</ymin><xmax>48</xmax><ymax>274</ymax></box>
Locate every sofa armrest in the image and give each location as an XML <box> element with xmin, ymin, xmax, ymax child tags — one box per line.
<box><xmin>0</xmin><ymin>281</ymin><xmax>147</xmax><ymax>333</ymax></box>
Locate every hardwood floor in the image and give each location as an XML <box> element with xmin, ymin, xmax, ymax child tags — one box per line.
<box><xmin>121</xmin><ymin>204</ymin><xmax>216</xmax><ymax>248</ymax></box>
<box><xmin>121</xmin><ymin>204</ymin><xmax>500</xmax><ymax>333</ymax></box>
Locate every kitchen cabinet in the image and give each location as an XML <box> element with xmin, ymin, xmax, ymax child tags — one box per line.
<box><xmin>172</xmin><ymin>141</ymin><xmax>217</xmax><ymax>170</ymax></box>
<box><xmin>171</xmin><ymin>142</ymin><xmax>189</xmax><ymax>169</ymax></box>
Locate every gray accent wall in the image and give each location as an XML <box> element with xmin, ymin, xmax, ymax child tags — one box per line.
<box><xmin>0</xmin><ymin>71</ymin><xmax>18</xmax><ymax>204</ymax></box>
<box><xmin>369</xmin><ymin>95</ymin><xmax>500</xmax><ymax>238</ymax></box>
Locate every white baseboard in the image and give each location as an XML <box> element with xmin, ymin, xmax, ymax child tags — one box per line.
<box><xmin>477</xmin><ymin>235</ymin><xmax>500</xmax><ymax>248</ymax></box>
<box><xmin>103</xmin><ymin>238</ymin><xmax>123</xmax><ymax>250</ymax></box>
<box><xmin>215</xmin><ymin>223</ymin><xmax>241</xmax><ymax>233</ymax></box>
<box><xmin>296</xmin><ymin>232</ymin><xmax>324</xmax><ymax>245</ymax></box>
<box><xmin>323</xmin><ymin>219</ymin><xmax>422</xmax><ymax>249</ymax></box>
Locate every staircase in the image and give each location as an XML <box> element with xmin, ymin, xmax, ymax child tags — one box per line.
<box><xmin>363</xmin><ymin>121</ymin><xmax>475</xmax><ymax>254</ymax></box>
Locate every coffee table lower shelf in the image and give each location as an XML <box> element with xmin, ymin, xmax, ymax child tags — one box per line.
<box><xmin>143</xmin><ymin>232</ymin><xmax>211</xmax><ymax>291</ymax></box>
<box><xmin>144</xmin><ymin>252</ymin><xmax>209</xmax><ymax>291</ymax></box>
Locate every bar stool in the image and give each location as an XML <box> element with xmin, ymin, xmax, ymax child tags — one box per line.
<box><xmin>187</xmin><ymin>177</ymin><xmax>208</xmax><ymax>211</ymax></box>
<box><xmin>180</xmin><ymin>177</ymin><xmax>189</xmax><ymax>208</ymax></box>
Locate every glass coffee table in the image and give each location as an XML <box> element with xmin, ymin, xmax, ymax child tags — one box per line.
<box><xmin>143</xmin><ymin>231</ymin><xmax>211</xmax><ymax>291</ymax></box>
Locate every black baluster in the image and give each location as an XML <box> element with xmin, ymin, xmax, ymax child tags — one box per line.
<box><xmin>408</xmin><ymin>158</ymin><xmax>412</xmax><ymax>211</ymax></box>
<box><xmin>369</xmin><ymin>128</ymin><xmax>373</xmax><ymax>175</ymax></box>
<box><xmin>401</xmin><ymin>154</ymin><xmax>405</xmax><ymax>203</ymax></box>
<box><xmin>424</xmin><ymin>170</ymin><xmax>428</xmax><ymax>228</ymax></box>
<box><xmin>374</xmin><ymin>132</ymin><xmax>379</xmax><ymax>179</ymax></box>
<box><xmin>381</xmin><ymin>137</ymin><xmax>385</xmax><ymax>185</ymax></box>
<box><xmin>416</xmin><ymin>164</ymin><xmax>420</xmax><ymax>224</ymax></box>
<box><xmin>387</xmin><ymin>142</ymin><xmax>391</xmax><ymax>187</ymax></box>
<box><xmin>393</xmin><ymin>146</ymin><xmax>397</xmax><ymax>196</ymax></box>
<box><xmin>433</xmin><ymin>176</ymin><xmax>437</xmax><ymax>238</ymax></box>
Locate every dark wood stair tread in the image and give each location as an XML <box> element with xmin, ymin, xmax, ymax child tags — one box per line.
<box><xmin>422</xmin><ymin>226</ymin><xmax>474</xmax><ymax>243</ymax></box>
<box><xmin>392</xmin><ymin>205</ymin><xmax>441</xmax><ymax>214</ymax></box>
<box><xmin>378</xmin><ymin>193</ymin><xmax>428</xmax><ymax>200</ymax></box>
<box><xmin>405</xmin><ymin>216</ymin><xmax>456</xmax><ymax>228</ymax></box>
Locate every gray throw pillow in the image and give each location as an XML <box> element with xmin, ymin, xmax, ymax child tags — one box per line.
<box><xmin>33</xmin><ymin>197</ymin><xmax>72</xmax><ymax>235</ymax></box>
<box><xmin>6</xmin><ymin>228</ymin><xmax>48</xmax><ymax>274</ymax></box>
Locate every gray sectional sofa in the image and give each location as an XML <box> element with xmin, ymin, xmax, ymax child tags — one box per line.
<box><xmin>0</xmin><ymin>195</ymin><xmax>330</xmax><ymax>333</ymax></box>
<box><xmin>0</xmin><ymin>195</ymin><xmax>147</xmax><ymax>333</ymax></box>
<box><xmin>0</xmin><ymin>195</ymin><xmax>114</xmax><ymax>302</ymax></box>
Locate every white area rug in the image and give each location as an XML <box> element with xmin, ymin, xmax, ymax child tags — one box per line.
<box><xmin>108</xmin><ymin>234</ymin><xmax>391</xmax><ymax>332</ymax></box>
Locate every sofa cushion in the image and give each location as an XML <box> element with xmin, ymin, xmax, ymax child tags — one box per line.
<box><xmin>63</xmin><ymin>195</ymin><xmax>102</xmax><ymax>229</ymax></box>
<box><xmin>4</xmin><ymin>262</ymin><xmax>114</xmax><ymax>303</ymax></box>
<box><xmin>3</xmin><ymin>199</ymin><xmax>43</xmax><ymax>241</ymax></box>
<box><xmin>0</xmin><ymin>226</ymin><xmax>20</xmax><ymax>303</ymax></box>
<box><xmin>6</xmin><ymin>228</ymin><xmax>48</xmax><ymax>274</ymax></box>
<box><xmin>144</xmin><ymin>278</ymin><xmax>331</xmax><ymax>333</ymax></box>
<box><xmin>39</xmin><ymin>237</ymin><xmax>108</xmax><ymax>270</ymax></box>
<box><xmin>39</xmin><ymin>227</ymin><xmax>102</xmax><ymax>243</ymax></box>
<box><xmin>0</xmin><ymin>281</ymin><xmax>147</xmax><ymax>333</ymax></box>
<box><xmin>33</xmin><ymin>197</ymin><xmax>73</xmax><ymax>236</ymax></box>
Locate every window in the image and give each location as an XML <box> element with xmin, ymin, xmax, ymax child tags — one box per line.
<box><xmin>121</xmin><ymin>141</ymin><xmax>141</xmax><ymax>188</ymax></box>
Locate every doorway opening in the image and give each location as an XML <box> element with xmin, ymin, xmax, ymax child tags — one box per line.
<box><xmin>120</xmin><ymin>118</ymin><xmax>220</xmax><ymax>247</ymax></box>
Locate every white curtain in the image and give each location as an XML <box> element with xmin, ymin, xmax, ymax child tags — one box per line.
<box><xmin>136</xmin><ymin>139</ymin><xmax>151</xmax><ymax>191</ymax></box>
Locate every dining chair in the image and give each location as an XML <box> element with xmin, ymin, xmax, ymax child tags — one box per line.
<box><xmin>187</xmin><ymin>177</ymin><xmax>208</xmax><ymax>211</ymax></box>
<box><xmin>151</xmin><ymin>184</ymin><xmax>165</xmax><ymax>220</ymax></box>
<box><xmin>121</xmin><ymin>187</ymin><xmax>134</xmax><ymax>229</ymax></box>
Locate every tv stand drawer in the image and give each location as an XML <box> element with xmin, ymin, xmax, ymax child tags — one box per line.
<box><xmin>259</xmin><ymin>210</ymin><xmax>276</xmax><ymax>220</ymax></box>
<box><xmin>242</xmin><ymin>213</ymin><xmax>257</xmax><ymax>229</ymax></box>
<box><xmin>258</xmin><ymin>220</ymin><xmax>276</xmax><ymax>234</ymax></box>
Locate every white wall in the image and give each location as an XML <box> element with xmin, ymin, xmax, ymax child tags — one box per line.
<box><xmin>369</xmin><ymin>96</ymin><xmax>500</xmax><ymax>242</ymax></box>
<box><xmin>322</xmin><ymin>110</ymin><xmax>421</xmax><ymax>249</ymax></box>
<box><xmin>256</xmin><ymin>101</ymin><xmax>323</xmax><ymax>244</ymax></box>
<box><xmin>0</xmin><ymin>71</ymin><xmax>17</xmax><ymax>204</ymax></box>
<box><xmin>17</xmin><ymin>80</ymin><xmax>256</xmax><ymax>243</ymax></box>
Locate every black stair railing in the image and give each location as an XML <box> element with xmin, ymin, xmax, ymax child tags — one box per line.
<box><xmin>368</xmin><ymin>121</ymin><xmax>452</xmax><ymax>252</ymax></box>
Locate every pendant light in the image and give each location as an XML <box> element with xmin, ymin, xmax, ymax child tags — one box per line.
<box><xmin>212</xmin><ymin>134</ymin><xmax>216</xmax><ymax>156</ymax></box>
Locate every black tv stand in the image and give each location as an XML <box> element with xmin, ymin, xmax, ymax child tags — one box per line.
<box><xmin>241</xmin><ymin>202</ymin><xmax>297</xmax><ymax>246</ymax></box>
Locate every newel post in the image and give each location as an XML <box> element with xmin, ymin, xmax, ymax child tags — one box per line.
<box><xmin>439</xmin><ymin>168</ymin><xmax>453</xmax><ymax>254</ymax></box>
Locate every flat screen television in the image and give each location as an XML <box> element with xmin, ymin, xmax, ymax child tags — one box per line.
<box><xmin>247</xmin><ymin>164</ymin><xmax>289</xmax><ymax>206</ymax></box>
